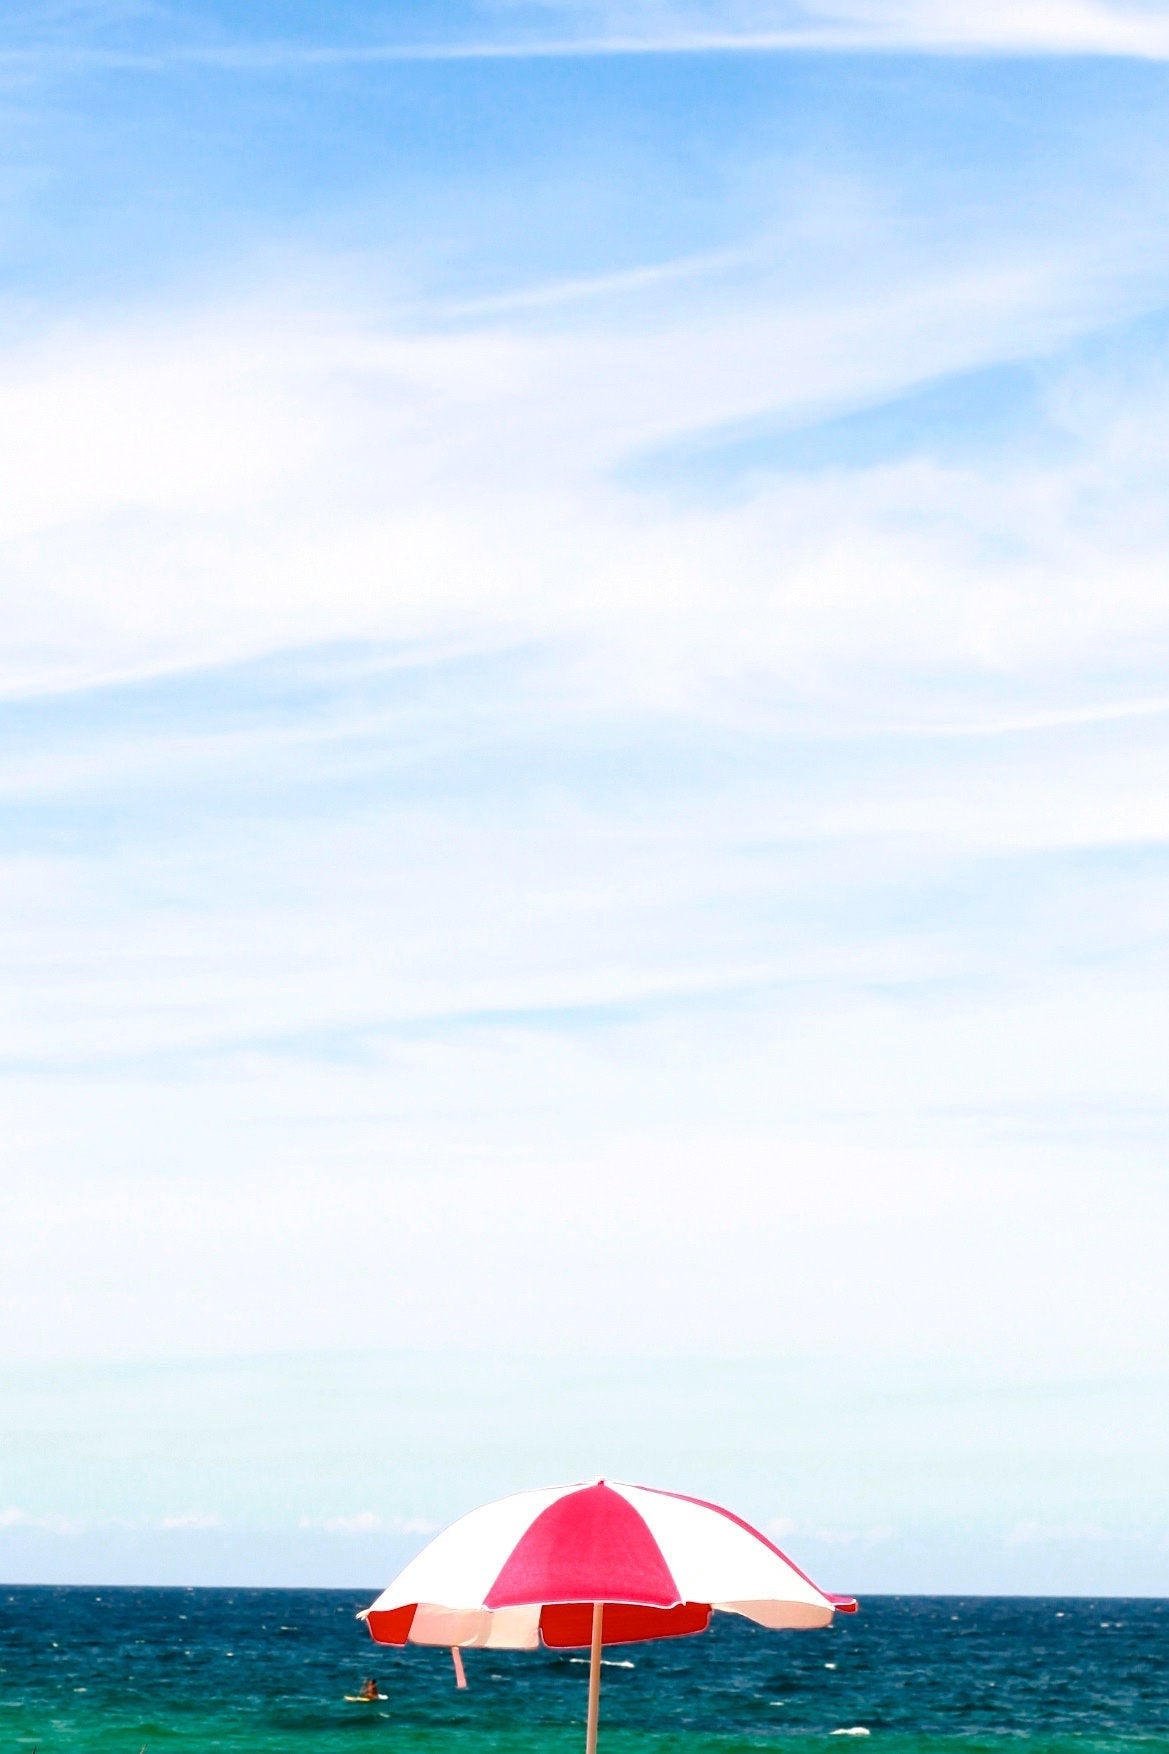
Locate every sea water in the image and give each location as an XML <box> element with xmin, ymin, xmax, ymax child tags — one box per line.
<box><xmin>1</xmin><ymin>1590</ymin><xmax>1165</xmax><ymax>1754</ymax></box>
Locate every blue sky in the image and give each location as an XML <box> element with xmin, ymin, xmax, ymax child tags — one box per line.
<box><xmin>2</xmin><ymin>1</ymin><xmax>1169</xmax><ymax>1593</ymax></box>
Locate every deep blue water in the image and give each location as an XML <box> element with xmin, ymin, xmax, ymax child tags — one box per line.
<box><xmin>1</xmin><ymin>1590</ymin><xmax>1165</xmax><ymax>1754</ymax></box>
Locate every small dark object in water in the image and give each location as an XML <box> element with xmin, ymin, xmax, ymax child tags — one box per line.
<box><xmin>344</xmin><ymin>1678</ymin><xmax>385</xmax><ymax>1701</ymax></box>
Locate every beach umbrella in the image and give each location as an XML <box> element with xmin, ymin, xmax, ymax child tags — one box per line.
<box><xmin>360</xmin><ymin>1478</ymin><xmax>856</xmax><ymax>1754</ymax></box>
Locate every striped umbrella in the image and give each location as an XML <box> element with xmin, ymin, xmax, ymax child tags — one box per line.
<box><xmin>360</xmin><ymin>1479</ymin><xmax>856</xmax><ymax>1752</ymax></box>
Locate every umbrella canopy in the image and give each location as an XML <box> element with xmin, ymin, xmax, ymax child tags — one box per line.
<box><xmin>361</xmin><ymin>1478</ymin><xmax>856</xmax><ymax>1651</ymax></box>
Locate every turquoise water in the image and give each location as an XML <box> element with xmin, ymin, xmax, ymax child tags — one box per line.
<box><xmin>2</xmin><ymin>1590</ymin><xmax>1165</xmax><ymax>1754</ymax></box>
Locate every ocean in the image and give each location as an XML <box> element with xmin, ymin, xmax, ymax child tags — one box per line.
<box><xmin>2</xmin><ymin>1590</ymin><xmax>1165</xmax><ymax>1754</ymax></box>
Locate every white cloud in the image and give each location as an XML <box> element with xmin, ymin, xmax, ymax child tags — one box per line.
<box><xmin>2</xmin><ymin>242</ymin><xmax>1169</xmax><ymax>1375</ymax></box>
<box><xmin>1</xmin><ymin>223</ymin><xmax>1167</xmax><ymax>715</ymax></box>
<box><xmin>771</xmin><ymin>1519</ymin><xmax>898</xmax><ymax>1545</ymax></box>
<box><xmin>550</xmin><ymin>2</ymin><xmax>1169</xmax><ymax>59</ymax></box>
<box><xmin>0</xmin><ymin>1506</ymin><xmax>81</xmax><ymax>1534</ymax></box>
<box><xmin>1006</xmin><ymin>1520</ymin><xmax>1111</xmax><ymax>1544</ymax></box>
<box><xmin>298</xmin><ymin>1513</ymin><xmax>438</xmax><ymax>1534</ymax></box>
<box><xmin>31</xmin><ymin>3</ymin><xmax>1169</xmax><ymax>64</ymax></box>
<box><xmin>0</xmin><ymin>1508</ymin><xmax>229</xmax><ymax>1533</ymax></box>
<box><xmin>806</xmin><ymin>1524</ymin><xmax>898</xmax><ymax>1546</ymax></box>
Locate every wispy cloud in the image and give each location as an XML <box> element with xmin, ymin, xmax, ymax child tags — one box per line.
<box><xmin>530</xmin><ymin>2</ymin><xmax>1169</xmax><ymax>59</ymax></box>
<box><xmin>0</xmin><ymin>1505</ymin><xmax>83</xmax><ymax>1534</ymax></box>
<box><xmin>0</xmin><ymin>1507</ymin><xmax>225</xmax><ymax>1533</ymax></box>
<box><xmin>298</xmin><ymin>1512</ymin><xmax>438</xmax><ymax>1535</ymax></box>
<box><xmin>769</xmin><ymin>1517</ymin><xmax>897</xmax><ymax>1545</ymax></box>
<box><xmin>435</xmin><ymin>247</ymin><xmax>754</xmax><ymax>318</ymax></box>
<box><xmin>1006</xmin><ymin>1520</ymin><xmax>1110</xmax><ymax>1545</ymax></box>
<box><xmin>8</xmin><ymin>3</ymin><xmax>1169</xmax><ymax>67</ymax></box>
<box><xmin>3</xmin><ymin>240</ymin><xmax>1167</xmax><ymax>705</ymax></box>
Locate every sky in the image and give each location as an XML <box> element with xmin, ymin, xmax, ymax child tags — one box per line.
<box><xmin>1</xmin><ymin>0</ymin><xmax>1169</xmax><ymax>1596</ymax></box>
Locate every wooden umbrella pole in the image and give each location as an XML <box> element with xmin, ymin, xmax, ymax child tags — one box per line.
<box><xmin>585</xmin><ymin>1602</ymin><xmax>604</xmax><ymax>1754</ymax></box>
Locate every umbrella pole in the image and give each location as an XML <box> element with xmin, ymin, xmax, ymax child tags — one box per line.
<box><xmin>585</xmin><ymin>1602</ymin><xmax>604</xmax><ymax>1754</ymax></box>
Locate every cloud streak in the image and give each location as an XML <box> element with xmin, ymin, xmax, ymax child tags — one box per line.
<box><xmin>3</xmin><ymin>227</ymin><xmax>1168</xmax><ymax>706</ymax></box>
<box><xmin>8</xmin><ymin>3</ymin><xmax>1169</xmax><ymax>68</ymax></box>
